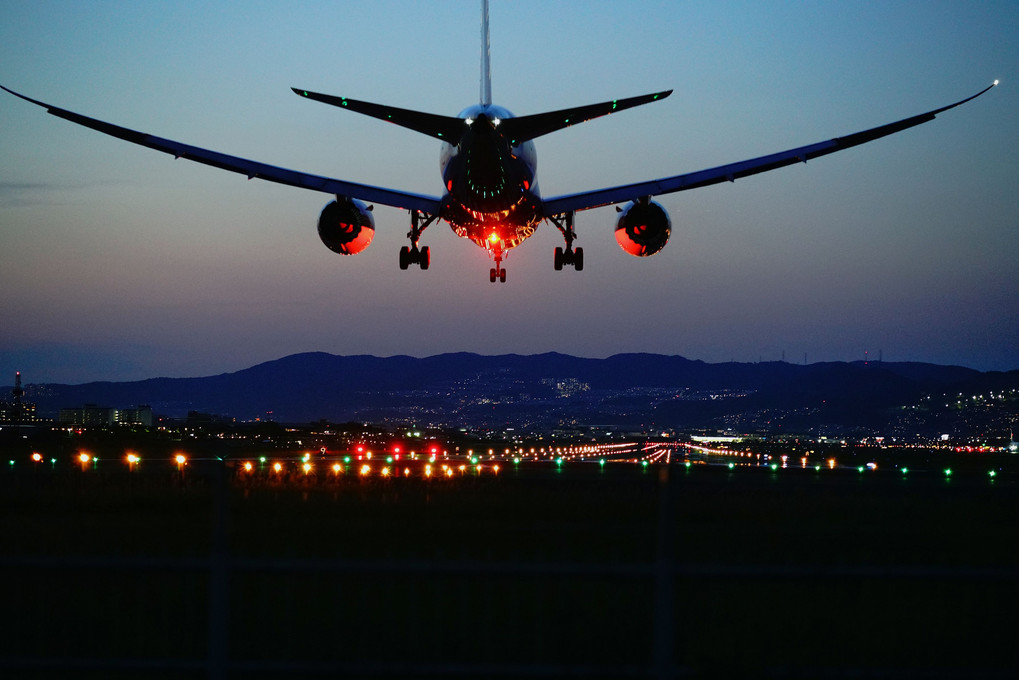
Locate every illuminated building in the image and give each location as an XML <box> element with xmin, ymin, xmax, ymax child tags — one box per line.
<box><xmin>0</xmin><ymin>372</ymin><xmax>44</xmax><ymax>423</ymax></box>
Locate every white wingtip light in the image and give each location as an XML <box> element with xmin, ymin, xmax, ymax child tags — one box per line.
<box><xmin>993</xmin><ymin>79</ymin><xmax>999</xmax><ymax>86</ymax></box>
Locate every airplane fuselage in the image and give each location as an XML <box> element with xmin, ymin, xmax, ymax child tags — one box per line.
<box><xmin>439</xmin><ymin>104</ymin><xmax>541</xmax><ymax>255</ymax></box>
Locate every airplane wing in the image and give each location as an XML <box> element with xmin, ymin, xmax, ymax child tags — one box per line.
<box><xmin>540</xmin><ymin>82</ymin><xmax>997</xmax><ymax>217</ymax></box>
<box><xmin>0</xmin><ymin>85</ymin><xmax>443</xmax><ymax>214</ymax></box>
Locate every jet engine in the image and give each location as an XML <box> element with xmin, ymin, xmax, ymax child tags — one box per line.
<box><xmin>317</xmin><ymin>198</ymin><xmax>375</xmax><ymax>255</ymax></box>
<box><xmin>614</xmin><ymin>199</ymin><xmax>671</xmax><ymax>257</ymax></box>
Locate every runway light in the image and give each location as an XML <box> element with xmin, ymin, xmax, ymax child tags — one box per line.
<box><xmin>360</xmin><ymin>464</ymin><xmax>371</xmax><ymax>476</ymax></box>
<box><xmin>333</xmin><ymin>463</ymin><xmax>342</xmax><ymax>473</ymax></box>
<box><xmin>901</xmin><ymin>467</ymin><xmax>909</xmax><ymax>475</ymax></box>
<box><xmin>32</xmin><ymin>452</ymin><xmax>43</xmax><ymax>463</ymax></box>
<box><xmin>175</xmin><ymin>454</ymin><xmax>187</xmax><ymax>466</ymax></box>
<box><xmin>944</xmin><ymin>468</ymin><xmax>953</xmax><ymax>477</ymax></box>
<box><xmin>303</xmin><ymin>462</ymin><xmax>312</xmax><ymax>474</ymax></box>
<box><xmin>381</xmin><ymin>466</ymin><xmax>391</xmax><ymax>477</ymax></box>
<box><xmin>988</xmin><ymin>470</ymin><xmax>997</xmax><ymax>478</ymax></box>
<box><xmin>273</xmin><ymin>462</ymin><xmax>283</xmax><ymax>473</ymax></box>
<box><xmin>243</xmin><ymin>462</ymin><xmax>253</xmax><ymax>472</ymax></box>
<box><xmin>728</xmin><ymin>462</ymin><xmax>735</xmax><ymax>470</ymax></box>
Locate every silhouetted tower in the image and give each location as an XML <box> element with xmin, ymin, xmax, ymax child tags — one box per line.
<box><xmin>12</xmin><ymin>372</ymin><xmax>24</xmax><ymax>423</ymax></box>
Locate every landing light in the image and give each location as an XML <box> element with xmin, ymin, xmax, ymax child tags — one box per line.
<box><xmin>488</xmin><ymin>232</ymin><xmax>499</xmax><ymax>244</ymax></box>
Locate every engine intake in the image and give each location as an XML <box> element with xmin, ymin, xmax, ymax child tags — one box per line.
<box><xmin>614</xmin><ymin>199</ymin><xmax>671</xmax><ymax>257</ymax></box>
<box><xmin>318</xmin><ymin>198</ymin><xmax>375</xmax><ymax>255</ymax></box>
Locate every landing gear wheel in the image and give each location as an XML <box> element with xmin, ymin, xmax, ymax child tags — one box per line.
<box><xmin>490</xmin><ymin>268</ymin><xmax>497</xmax><ymax>283</ymax></box>
<box><xmin>399</xmin><ymin>246</ymin><xmax>410</xmax><ymax>270</ymax></box>
<box><xmin>420</xmin><ymin>246</ymin><xmax>430</xmax><ymax>270</ymax></box>
<box><xmin>499</xmin><ymin>269</ymin><xmax>507</xmax><ymax>283</ymax></box>
<box><xmin>574</xmin><ymin>247</ymin><xmax>584</xmax><ymax>271</ymax></box>
<box><xmin>554</xmin><ymin>247</ymin><xmax>564</xmax><ymax>271</ymax></box>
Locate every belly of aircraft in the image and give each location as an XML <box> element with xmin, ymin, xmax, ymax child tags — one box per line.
<box><xmin>444</xmin><ymin>193</ymin><xmax>542</xmax><ymax>251</ymax></box>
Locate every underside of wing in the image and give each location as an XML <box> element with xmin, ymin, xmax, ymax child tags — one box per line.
<box><xmin>541</xmin><ymin>82</ymin><xmax>997</xmax><ymax>217</ymax></box>
<box><xmin>1</xmin><ymin>85</ymin><xmax>443</xmax><ymax>214</ymax></box>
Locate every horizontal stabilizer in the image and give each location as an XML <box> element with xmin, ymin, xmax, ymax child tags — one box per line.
<box><xmin>500</xmin><ymin>90</ymin><xmax>672</xmax><ymax>144</ymax></box>
<box><xmin>293</xmin><ymin>88</ymin><xmax>465</xmax><ymax>143</ymax></box>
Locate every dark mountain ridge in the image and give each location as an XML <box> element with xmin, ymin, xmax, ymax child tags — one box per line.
<box><xmin>11</xmin><ymin>352</ymin><xmax>1018</xmax><ymax>433</ymax></box>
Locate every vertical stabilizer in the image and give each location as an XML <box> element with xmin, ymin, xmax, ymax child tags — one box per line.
<box><xmin>480</xmin><ymin>0</ymin><xmax>492</xmax><ymax>106</ymax></box>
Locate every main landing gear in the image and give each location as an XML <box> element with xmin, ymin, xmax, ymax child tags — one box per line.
<box><xmin>399</xmin><ymin>210</ymin><xmax>438</xmax><ymax>270</ymax></box>
<box><xmin>549</xmin><ymin>211</ymin><xmax>583</xmax><ymax>272</ymax></box>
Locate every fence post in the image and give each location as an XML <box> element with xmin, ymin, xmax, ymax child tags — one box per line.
<box><xmin>653</xmin><ymin>463</ymin><xmax>675</xmax><ymax>680</ymax></box>
<box><xmin>208</xmin><ymin>460</ymin><xmax>230</xmax><ymax>680</ymax></box>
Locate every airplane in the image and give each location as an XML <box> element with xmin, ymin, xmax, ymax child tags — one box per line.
<box><xmin>1</xmin><ymin>1</ymin><xmax>997</xmax><ymax>283</ymax></box>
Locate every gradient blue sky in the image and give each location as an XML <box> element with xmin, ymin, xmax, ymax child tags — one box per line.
<box><xmin>2</xmin><ymin>0</ymin><xmax>1016</xmax><ymax>384</ymax></box>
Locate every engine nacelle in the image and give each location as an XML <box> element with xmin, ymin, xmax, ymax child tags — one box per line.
<box><xmin>614</xmin><ymin>199</ymin><xmax>671</xmax><ymax>257</ymax></box>
<box><xmin>317</xmin><ymin>198</ymin><xmax>375</xmax><ymax>255</ymax></box>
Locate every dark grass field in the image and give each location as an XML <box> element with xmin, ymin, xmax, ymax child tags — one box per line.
<box><xmin>2</xmin><ymin>460</ymin><xmax>1017</xmax><ymax>678</ymax></box>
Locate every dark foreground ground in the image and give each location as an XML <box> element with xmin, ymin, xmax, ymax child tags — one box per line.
<box><xmin>1</xmin><ymin>460</ymin><xmax>1017</xmax><ymax>679</ymax></box>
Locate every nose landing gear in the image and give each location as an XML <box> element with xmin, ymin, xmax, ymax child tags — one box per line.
<box><xmin>488</xmin><ymin>243</ymin><xmax>507</xmax><ymax>283</ymax></box>
<box><xmin>489</xmin><ymin>258</ymin><xmax>507</xmax><ymax>283</ymax></box>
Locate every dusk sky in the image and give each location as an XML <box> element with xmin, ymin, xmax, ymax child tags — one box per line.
<box><xmin>2</xmin><ymin>0</ymin><xmax>1016</xmax><ymax>384</ymax></box>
